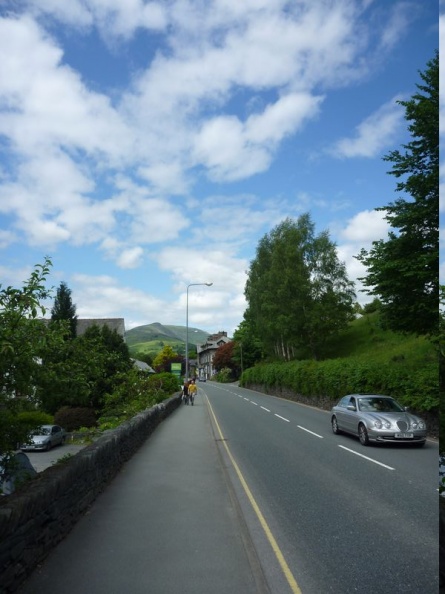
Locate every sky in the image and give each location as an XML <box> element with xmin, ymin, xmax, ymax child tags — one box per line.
<box><xmin>0</xmin><ymin>0</ymin><xmax>440</xmax><ymax>337</ymax></box>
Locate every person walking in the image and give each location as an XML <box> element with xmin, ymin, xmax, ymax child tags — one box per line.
<box><xmin>182</xmin><ymin>380</ymin><xmax>190</xmax><ymax>405</ymax></box>
<box><xmin>188</xmin><ymin>380</ymin><xmax>197</xmax><ymax>406</ymax></box>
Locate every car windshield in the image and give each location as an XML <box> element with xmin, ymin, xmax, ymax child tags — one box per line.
<box><xmin>37</xmin><ymin>427</ymin><xmax>51</xmax><ymax>436</ymax></box>
<box><xmin>358</xmin><ymin>398</ymin><xmax>404</xmax><ymax>413</ymax></box>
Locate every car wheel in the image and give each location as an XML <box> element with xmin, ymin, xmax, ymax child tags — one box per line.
<box><xmin>358</xmin><ymin>423</ymin><xmax>369</xmax><ymax>446</ymax></box>
<box><xmin>45</xmin><ymin>442</ymin><xmax>51</xmax><ymax>451</ymax></box>
<box><xmin>331</xmin><ymin>416</ymin><xmax>341</xmax><ymax>435</ymax></box>
<box><xmin>413</xmin><ymin>441</ymin><xmax>426</xmax><ymax>448</ymax></box>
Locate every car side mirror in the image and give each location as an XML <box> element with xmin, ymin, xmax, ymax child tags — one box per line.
<box><xmin>347</xmin><ymin>405</ymin><xmax>356</xmax><ymax>411</ymax></box>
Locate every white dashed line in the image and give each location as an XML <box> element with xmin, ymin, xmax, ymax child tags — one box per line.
<box><xmin>274</xmin><ymin>414</ymin><xmax>290</xmax><ymax>423</ymax></box>
<box><xmin>297</xmin><ymin>426</ymin><xmax>323</xmax><ymax>438</ymax></box>
<box><xmin>338</xmin><ymin>445</ymin><xmax>395</xmax><ymax>470</ymax></box>
<box><xmin>250</xmin><ymin>401</ymin><xmax>258</xmax><ymax>406</ymax></box>
<box><xmin>261</xmin><ymin>406</ymin><xmax>270</xmax><ymax>412</ymax></box>
<box><xmin>244</xmin><ymin>398</ymin><xmax>250</xmax><ymax>401</ymax></box>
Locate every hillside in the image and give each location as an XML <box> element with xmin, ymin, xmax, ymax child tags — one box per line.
<box><xmin>125</xmin><ymin>322</ymin><xmax>210</xmax><ymax>356</ymax></box>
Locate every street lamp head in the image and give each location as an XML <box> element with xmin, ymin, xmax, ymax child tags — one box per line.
<box><xmin>205</xmin><ymin>282</ymin><xmax>213</xmax><ymax>286</ymax></box>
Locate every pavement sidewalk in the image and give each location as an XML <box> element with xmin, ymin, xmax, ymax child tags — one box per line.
<box><xmin>18</xmin><ymin>390</ymin><xmax>269</xmax><ymax>594</ymax></box>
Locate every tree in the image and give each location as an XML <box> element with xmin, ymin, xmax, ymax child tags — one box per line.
<box><xmin>245</xmin><ymin>214</ymin><xmax>355</xmax><ymax>360</ymax></box>
<box><xmin>232</xmin><ymin>316</ymin><xmax>264</xmax><ymax>372</ymax></box>
<box><xmin>357</xmin><ymin>52</ymin><xmax>438</xmax><ymax>336</ymax></box>
<box><xmin>0</xmin><ymin>257</ymin><xmax>57</xmax><ymax>452</ymax></box>
<box><xmin>37</xmin><ymin>324</ymin><xmax>132</xmax><ymax>413</ymax></box>
<box><xmin>51</xmin><ymin>281</ymin><xmax>78</xmax><ymax>339</ymax></box>
<box><xmin>213</xmin><ymin>341</ymin><xmax>237</xmax><ymax>374</ymax></box>
<box><xmin>152</xmin><ymin>345</ymin><xmax>183</xmax><ymax>374</ymax></box>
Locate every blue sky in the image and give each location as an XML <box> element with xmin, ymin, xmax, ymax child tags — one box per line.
<box><xmin>0</xmin><ymin>0</ymin><xmax>440</xmax><ymax>336</ymax></box>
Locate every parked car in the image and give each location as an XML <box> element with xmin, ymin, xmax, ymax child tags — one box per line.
<box><xmin>331</xmin><ymin>394</ymin><xmax>427</xmax><ymax>447</ymax></box>
<box><xmin>0</xmin><ymin>451</ymin><xmax>37</xmax><ymax>495</ymax></box>
<box><xmin>21</xmin><ymin>424</ymin><xmax>66</xmax><ymax>452</ymax></box>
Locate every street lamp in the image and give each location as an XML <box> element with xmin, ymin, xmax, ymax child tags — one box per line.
<box><xmin>186</xmin><ymin>282</ymin><xmax>212</xmax><ymax>380</ymax></box>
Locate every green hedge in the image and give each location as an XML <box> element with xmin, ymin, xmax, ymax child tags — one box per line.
<box><xmin>240</xmin><ymin>356</ymin><xmax>438</xmax><ymax>412</ymax></box>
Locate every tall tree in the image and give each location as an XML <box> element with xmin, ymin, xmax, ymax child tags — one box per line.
<box><xmin>245</xmin><ymin>214</ymin><xmax>355</xmax><ymax>360</ymax></box>
<box><xmin>356</xmin><ymin>52</ymin><xmax>438</xmax><ymax>336</ymax></box>
<box><xmin>51</xmin><ymin>281</ymin><xmax>78</xmax><ymax>338</ymax></box>
<box><xmin>0</xmin><ymin>257</ymin><xmax>57</xmax><ymax>452</ymax></box>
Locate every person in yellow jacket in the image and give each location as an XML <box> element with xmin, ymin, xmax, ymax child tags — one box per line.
<box><xmin>188</xmin><ymin>380</ymin><xmax>197</xmax><ymax>406</ymax></box>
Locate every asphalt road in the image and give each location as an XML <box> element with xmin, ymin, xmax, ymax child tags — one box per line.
<box><xmin>25</xmin><ymin>442</ymin><xmax>87</xmax><ymax>472</ymax></box>
<box><xmin>203</xmin><ymin>382</ymin><xmax>439</xmax><ymax>594</ymax></box>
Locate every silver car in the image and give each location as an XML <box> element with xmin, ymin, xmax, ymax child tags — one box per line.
<box><xmin>331</xmin><ymin>394</ymin><xmax>427</xmax><ymax>446</ymax></box>
<box><xmin>21</xmin><ymin>424</ymin><xmax>66</xmax><ymax>451</ymax></box>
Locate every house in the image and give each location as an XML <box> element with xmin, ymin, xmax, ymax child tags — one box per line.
<box><xmin>197</xmin><ymin>331</ymin><xmax>231</xmax><ymax>379</ymax></box>
<box><xmin>41</xmin><ymin>318</ymin><xmax>125</xmax><ymax>338</ymax></box>
<box><xmin>75</xmin><ymin>318</ymin><xmax>125</xmax><ymax>337</ymax></box>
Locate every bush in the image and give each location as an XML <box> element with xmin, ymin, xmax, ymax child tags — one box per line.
<box><xmin>214</xmin><ymin>368</ymin><xmax>233</xmax><ymax>383</ymax></box>
<box><xmin>240</xmin><ymin>356</ymin><xmax>438</xmax><ymax>413</ymax></box>
<box><xmin>54</xmin><ymin>407</ymin><xmax>97</xmax><ymax>431</ymax></box>
<box><xmin>147</xmin><ymin>372</ymin><xmax>179</xmax><ymax>400</ymax></box>
<box><xmin>17</xmin><ymin>411</ymin><xmax>54</xmax><ymax>428</ymax></box>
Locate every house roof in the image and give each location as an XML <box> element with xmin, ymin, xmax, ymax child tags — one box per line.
<box><xmin>131</xmin><ymin>359</ymin><xmax>155</xmax><ymax>373</ymax></box>
<box><xmin>75</xmin><ymin>318</ymin><xmax>125</xmax><ymax>337</ymax></box>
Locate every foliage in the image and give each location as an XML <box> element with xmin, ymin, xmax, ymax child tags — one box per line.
<box><xmin>439</xmin><ymin>286</ymin><xmax>445</xmax><ymax>454</ymax></box>
<box><xmin>152</xmin><ymin>345</ymin><xmax>183</xmax><ymax>373</ymax></box>
<box><xmin>132</xmin><ymin>351</ymin><xmax>154</xmax><ymax>365</ymax></box>
<box><xmin>146</xmin><ymin>372</ymin><xmax>180</xmax><ymax>398</ymax></box>
<box><xmin>245</xmin><ymin>214</ymin><xmax>355</xmax><ymax>360</ymax></box>
<box><xmin>357</xmin><ymin>52</ymin><xmax>438</xmax><ymax>336</ymax></box>
<box><xmin>54</xmin><ymin>407</ymin><xmax>97</xmax><ymax>431</ymax></box>
<box><xmin>98</xmin><ymin>370</ymin><xmax>179</xmax><ymax>428</ymax></box>
<box><xmin>0</xmin><ymin>257</ymin><xmax>53</xmax><ymax>400</ymax></box>
<box><xmin>213</xmin><ymin>341</ymin><xmax>237</xmax><ymax>373</ymax></box>
<box><xmin>232</xmin><ymin>317</ymin><xmax>264</xmax><ymax>371</ymax></box>
<box><xmin>50</xmin><ymin>281</ymin><xmax>78</xmax><ymax>339</ymax></box>
<box><xmin>38</xmin><ymin>323</ymin><xmax>133</xmax><ymax>414</ymax></box>
<box><xmin>0</xmin><ymin>257</ymin><xmax>62</xmax><ymax>452</ymax></box>
<box><xmin>214</xmin><ymin>368</ymin><xmax>233</xmax><ymax>383</ymax></box>
<box><xmin>240</xmin><ymin>310</ymin><xmax>438</xmax><ymax>414</ymax></box>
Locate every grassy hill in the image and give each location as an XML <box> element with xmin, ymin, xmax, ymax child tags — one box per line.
<box><xmin>322</xmin><ymin>312</ymin><xmax>435</xmax><ymax>367</ymax></box>
<box><xmin>125</xmin><ymin>323</ymin><xmax>210</xmax><ymax>357</ymax></box>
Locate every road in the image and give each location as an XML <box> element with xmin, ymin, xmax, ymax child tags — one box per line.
<box><xmin>25</xmin><ymin>442</ymin><xmax>87</xmax><ymax>472</ymax></box>
<box><xmin>202</xmin><ymin>381</ymin><xmax>439</xmax><ymax>594</ymax></box>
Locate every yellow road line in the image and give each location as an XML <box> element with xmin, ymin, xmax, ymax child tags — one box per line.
<box><xmin>206</xmin><ymin>395</ymin><xmax>302</xmax><ymax>594</ymax></box>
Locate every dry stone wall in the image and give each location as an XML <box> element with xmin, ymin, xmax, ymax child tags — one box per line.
<box><xmin>0</xmin><ymin>394</ymin><xmax>181</xmax><ymax>593</ymax></box>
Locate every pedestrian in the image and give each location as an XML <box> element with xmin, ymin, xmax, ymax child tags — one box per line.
<box><xmin>188</xmin><ymin>380</ymin><xmax>197</xmax><ymax>406</ymax></box>
<box><xmin>182</xmin><ymin>380</ymin><xmax>190</xmax><ymax>405</ymax></box>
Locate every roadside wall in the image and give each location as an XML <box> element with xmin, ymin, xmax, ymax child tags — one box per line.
<box><xmin>0</xmin><ymin>394</ymin><xmax>181</xmax><ymax>594</ymax></box>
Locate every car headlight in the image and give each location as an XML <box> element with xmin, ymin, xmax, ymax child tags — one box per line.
<box><xmin>374</xmin><ymin>420</ymin><xmax>391</xmax><ymax>430</ymax></box>
<box><xmin>411</xmin><ymin>421</ymin><xmax>425</xmax><ymax>430</ymax></box>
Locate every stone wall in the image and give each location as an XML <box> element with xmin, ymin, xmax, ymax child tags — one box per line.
<box><xmin>0</xmin><ymin>394</ymin><xmax>181</xmax><ymax>594</ymax></box>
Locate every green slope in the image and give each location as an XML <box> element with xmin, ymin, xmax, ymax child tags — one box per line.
<box><xmin>125</xmin><ymin>322</ymin><xmax>210</xmax><ymax>355</ymax></box>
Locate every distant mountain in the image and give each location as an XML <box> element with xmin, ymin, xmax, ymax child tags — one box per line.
<box><xmin>125</xmin><ymin>322</ymin><xmax>210</xmax><ymax>355</ymax></box>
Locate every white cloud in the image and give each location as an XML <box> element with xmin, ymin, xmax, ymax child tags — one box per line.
<box><xmin>339</xmin><ymin>209</ymin><xmax>389</xmax><ymax>242</ymax></box>
<box><xmin>330</xmin><ymin>96</ymin><xmax>405</xmax><ymax>158</ymax></box>
<box><xmin>116</xmin><ymin>247</ymin><xmax>144</xmax><ymax>269</ymax></box>
<box><xmin>335</xmin><ymin>209</ymin><xmax>390</xmax><ymax>304</ymax></box>
<box><xmin>22</xmin><ymin>0</ymin><xmax>167</xmax><ymax>38</ymax></box>
<box><xmin>193</xmin><ymin>93</ymin><xmax>322</xmax><ymax>181</ymax></box>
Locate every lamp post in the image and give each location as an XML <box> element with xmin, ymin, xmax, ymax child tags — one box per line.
<box><xmin>186</xmin><ymin>282</ymin><xmax>212</xmax><ymax>381</ymax></box>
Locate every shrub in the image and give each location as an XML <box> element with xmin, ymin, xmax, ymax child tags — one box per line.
<box><xmin>54</xmin><ymin>407</ymin><xmax>97</xmax><ymax>431</ymax></box>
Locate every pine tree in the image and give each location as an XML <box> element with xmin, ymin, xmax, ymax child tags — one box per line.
<box><xmin>51</xmin><ymin>281</ymin><xmax>78</xmax><ymax>339</ymax></box>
